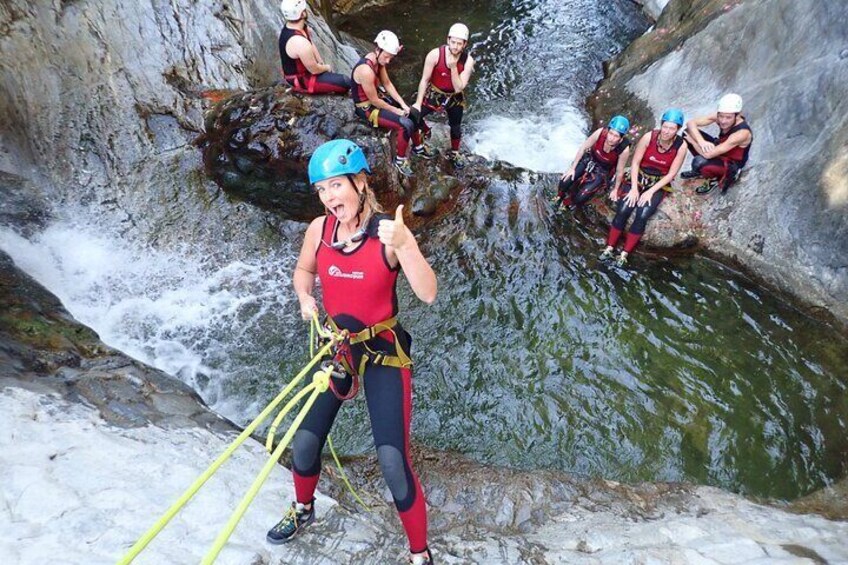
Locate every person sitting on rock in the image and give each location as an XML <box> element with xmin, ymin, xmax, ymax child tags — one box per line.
<box><xmin>351</xmin><ymin>30</ymin><xmax>420</xmax><ymax>178</ymax></box>
<box><xmin>681</xmin><ymin>93</ymin><xmax>753</xmax><ymax>194</ymax></box>
<box><xmin>411</xmin><ymin>23</ymin><xmax>476</xmax><ymax>170</ymax></box>
<box><xmin>555</xmin><ymin>115</ymin><xmax>632</xmax><ymax>210</ymax></box>
<box><xmin>599</xmin><ymin>109</ymin><xmax>687</xmax><ymax>267</ymax></box>
<box><xmin>278</xmin><ymin>0</ymin><xmax>351</xmax><ymax>95</ymax></box>
<box><xmin>266</xmin><ymin>139</ymin><xmax>437</xmax><ymax>565</ymax></box>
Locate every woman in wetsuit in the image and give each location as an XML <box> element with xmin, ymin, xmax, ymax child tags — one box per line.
<box><xmin>266</xmin><ymin>139</ymin><xmax>437</xmax><ymax>565</ymax></box>
<box><xmin>555</xmin><ymin>115</ymin><xmax>631</xmax><ymax>210</ymax></box>
<box><xmin>599</xmin><ymin>109</ymin><xmax>687</xmax><ymax>266</ymax></box>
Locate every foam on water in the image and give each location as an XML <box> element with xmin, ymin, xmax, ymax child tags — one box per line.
<box><xmin>467</xmin><ymin>100</ymin><xmax>587</xmax><ymax>173</ymax></box>
<box><xmin>0</xmin><ymin>222</ymin><xmax>292</xmax><ymax>418</ymax></box>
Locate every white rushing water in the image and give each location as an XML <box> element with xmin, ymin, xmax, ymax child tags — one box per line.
<box><xmin>0</xmin><ymin>221</ymin><xmax>293</xmax><ymax>419</ymax></box>
<box><xmin>467</xmin><ymin>99</ymin><xmax>588</xmax><ymax>173</ymax></box>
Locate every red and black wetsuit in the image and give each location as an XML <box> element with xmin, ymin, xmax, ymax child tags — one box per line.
<box><xmin>558</xmin><ymin>128</ymin><xmax>631</xmax><ymax>208</ymax></box>
<box><xmin>418</xmin><ymin>45</ymin><xmax>468</xmax><ymax>151</ymax></box>
<box><xmin>278</xmin><ymin>26</ymin><xmax>351</xmax><ymax>94</ymax></box>
<box><xmin>351</xmin><ymin>57</ymin><xmax>418</xmax><ymax>158</ymax></box>
<box><xmin>685</xmin><ymin>118</ymin><xmax>753</xmax><ymax>191</ymax></box>
<box><xmin>607</xmin><ymin>130</ymin><xmax>684</xmax><ymax>253</ymax></box>
<box><xmin>290</xmin><ymin>214</ymin><xmax>428</xmax><ymax>554</ymax></box>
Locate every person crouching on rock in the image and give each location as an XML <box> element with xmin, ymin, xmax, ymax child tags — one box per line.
<box><xmin>351</xmin><ymin>31</ymin><xmax>420</xmax><ymax>178</ymax></box>
<box><xmin>682</xmin><ymin>93</ymin><xmax>753</xmax><ymax>194</ymax></box>
<box><xmin>555</xmin><ymin>115</ymin><xmax>631</xmax><ymax>210</ymax></box>
<box><xmin>599</xmin><ymin>109</ymin><xmax>687</xmax><ymax>267</ymax></box>
<box><xmin>410</xmin><ymin>23</ymin><xmax>476</xmax><ymax>170</ymax></box>
<box><xmin>278</xmin><ymin>0</ymin><xmax>352</xmax><ymax>95</ymax></box>
<box><xmin>266</xmin><ymin>139</ymin><xmax>437</xmax><ymax>565</ymax></box>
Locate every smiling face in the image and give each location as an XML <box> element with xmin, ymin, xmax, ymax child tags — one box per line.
<box><xmin>447</xmin><ymin>36</ymin><xmax>466</xmax><ymax>56</ymax></box>
<box><xmin>659</xmin><ymin>121</ymin><xmax>680</xmax><ymax>141</ymax></box>
<box><xmin>716</xmin><ymin>111</ymin><xmax>737</xmax><ymax>131</ymax></box>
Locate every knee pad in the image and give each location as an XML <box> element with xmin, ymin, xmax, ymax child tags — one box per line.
<box><xmin>376</xmin><ymin>444</ymin><xmax>410</xmax><ymax>505</ymax></box>
<box><xmin>399</xmin><ymin>117</ymin><xmax>415</xmax><ymax>138</ymax></box>
<box><xmin>292</xmin><ymin>429</ymin><xmax>322</xmax><ymax>475</ymax></box>
<box><xmin>691</xmin><ymin>155</ymin><xmax>708</xmax><ymax>171</ymax></box>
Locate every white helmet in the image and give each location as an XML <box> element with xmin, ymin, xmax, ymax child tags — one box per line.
<box><xmin>374</xmin><ymin>30</ymin><xmax>402</xmax><ymax>55</ymax></box>
<box><xmin>717</xmin><ymin>93</ymin><xmax>743</xmax><ymax>114</ymax></box>
<box><xmin>448</xmin><ymin>23</ymin><xmax>470</xmax><ymax>41</ymax></box>
<box><xmin>280</xmin><ymin>0</ymin><xmax>307</xmax><ymax>21</ymax></box>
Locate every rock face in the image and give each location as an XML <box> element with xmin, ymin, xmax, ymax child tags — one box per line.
<box><xmin>588</xmin><ymin>0</ymin><xmax>848</xmax><ymax>322</ymax></box>
<box><xmin>0</xmin><ymin>0</ymin><xmax>357</xmax><ymax>251</ymax></box>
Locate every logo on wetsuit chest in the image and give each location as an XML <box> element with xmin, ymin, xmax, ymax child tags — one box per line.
<box><xmin>647</xmin><ymin>155</ymin><xmax>670</xmax><ymax>166</ymax></box>
<box><xmin>328</xmin><ymin>264</ymin><xmax>365</xmax><ymax>280</ymax></box>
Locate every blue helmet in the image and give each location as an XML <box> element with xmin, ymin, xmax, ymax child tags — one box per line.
<box><xmin>660</xmin><ymin>108</ymin><xmax>685</xmax><ymax>127</ymax></box>
<box><xmin>308</xmin><ymin>139</ymin><xmax>371</xmax><ymax>185</ymax></box>
<box><xmin>608</xmin><ymin>115</ymin><xmax>630</xmax><ymax>135</ymax></box>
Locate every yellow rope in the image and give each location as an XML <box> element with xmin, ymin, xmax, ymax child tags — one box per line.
<box><xmin>119</xmin><ymin>312</ymin><xmax>373</xmax><ymax>564</ymax></box>
<box><xmin>202</xmin><ymin>367</ymin><xmax>332</xmax><ymax>564</ymax></box>
<box><xmin>308</xmin><ymin>312</ymin><xmax>371</xmax><ymax>511</ymax></box>
<box><xmin>117</xmin><ymin>339</ymin><xmax>334</xmax><ymax>564</ymax></box>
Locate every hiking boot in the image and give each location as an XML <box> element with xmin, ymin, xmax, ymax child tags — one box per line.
<box><xmin>448</xmin><ymin>150</ymin><xmax>466</xmax><ymax>170</ymax></box>
<box><xmin>412</xmin><ymin>144</ymin><xmax>434</xmax><ymax>160</ymax></box>
<box><xmin>695</xmin><ymin>178</ymin><xmax>719</xmax><ymax>195</ymax></box>
<box><xmin>615</xmin><ymin>251</ymin><xmax>629</xmax><ymax>267</ymax></box>
<box><xmin>409</xmin><ymin>548</ymin><xmax>435</xmax><ymax>565</ymax></box>
<box><xmin>266</xmin><ymin>501</ymin><xmax>315</xmax><ymax>545</ymax></box>
<box><xmin>680</xmin><ymin>169</ymin><xmax>702</xmax><ymax>179</ymax></box>
<box><xmin>395</xmin><ymin>158</ymin><xmax>414</xmax><ymax>177</ymax></box>
<box><xmin>598</xmin><ymin>246</ymin><xmax>615</xmax><ymax>261</ymax></box>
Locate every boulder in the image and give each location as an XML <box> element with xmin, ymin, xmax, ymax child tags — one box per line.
<box><xmin>198</xmin><ymin>85</ymin><xmax>482</xmax><ymax>224</ymax></box>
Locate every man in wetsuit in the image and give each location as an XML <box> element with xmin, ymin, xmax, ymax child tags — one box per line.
<box><xmin>682</xmin><ymin>93</ymin><xmax>753</xmax><ymax>194</ymax></box>
<box><xmin>278</xmin><ymin>0</ymin><xmax>351</xmax><ymax>95</ymax></box>
<box><xmin>411</xmin><ymin>23</ymin><xmax>476</xmax><ymax>169</ymax></box>
<box><xmin>351</xmin><ymin>30</ymin><xmax>419</xmax><ymax>178</ymax></box>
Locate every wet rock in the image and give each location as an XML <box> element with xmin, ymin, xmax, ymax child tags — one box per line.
<box><xmin>0</xmin><ymin>249</ymin><xmax>233</xmax><ymax>434</ymax></box>
<box><xmin>412</xmin><ymin>195</ymin><xmax>437</xmax><ymax>217</ymax></box>
<box><xmin>588</xmin><ymin>0</ymin><xmax>848</xmax><ymax>323</ymax></box>
<box><xmin>200</xmin><ymin>86</ymin><xmax>480</xmax><ymax>225</ymax></box>
<box><xmin>0</xmin><ymin>172</ymin><xmax>52</xmax><ymax>237</ymax></box>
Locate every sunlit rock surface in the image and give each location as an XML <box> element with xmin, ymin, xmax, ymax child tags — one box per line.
<box><xmin>588</xmin><ymin>0</ymin><xmax>848</xmax><ymax>321</ymax></box>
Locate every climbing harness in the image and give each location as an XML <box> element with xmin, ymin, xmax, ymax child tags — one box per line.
<box><xmin>423</xmin><ymin>83</ymin><xmax>466</xmax><ymax>110</ymax></box>
<box><xmin>118</xmin><ymin>312</ymin><xmax>393</xmax><ymax>564</ymax></box>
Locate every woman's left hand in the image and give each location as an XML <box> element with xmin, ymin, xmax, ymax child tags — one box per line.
<box><xmin>637</xmin><ymin>188</ymin><xmax>656</xmax><ymax>207</ymax></box>
<box><xmin>378</xmin><ymin>205</ymin><xmax>411</xmax><ymax>251</ymax></box>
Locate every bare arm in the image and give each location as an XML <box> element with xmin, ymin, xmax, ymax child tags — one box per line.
<box><xmin>450</xmin><ymin>54</ymin><xmax>475</xmax><ymax>92</ymax></box>
<box><xmin>612</xmin><ymin>146</ymin><xmax>631</xmax><ymax>193</ymax></box>
<box><xmin>356</xmin><ymin>65</ymin><xmax>404</xmax><ymax>114</ymax></box>
<box><xmin>379</xmin><ymin>206</ymin><xmax>437</xmax><ymax>304</ymax></box>
<box><xmin>619</xmin><ymin>133</ymin><xmax>650</xmax><ymax>205</ymax></box>
<box><xmin>701</xmin><ymin>129</ymin><xmax>751</xmax><ymax>159</ymax></box>
<box><xmin>685</xmin><ymin>114</ymin><xmax>718</xmax><ymax>154</ymax></box>
<box><xmin>293</xmin><ymin>217</ymin><xmax>324</xmax><ymax>319</ymax></box>
<box><xmin>379</xmin><ymin>65</ymin><xmax>409</xmax><ymax>111</ymax></box>
<box><xmin>564</xmin><ymin>128</ymin><xmax>602</xmax><ymax>177</ymax></box>
<box><xmin>287</xmin><ymin>35</ymin><xmax>329</xmax><ymax>75</ymax></box>
<box><xmin>413</xmin><ymin>49</ymin><xmax>439</xmax><ymax>108</ymax></box>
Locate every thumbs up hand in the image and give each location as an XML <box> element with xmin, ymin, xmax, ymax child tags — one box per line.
<box><xmin>378</xmin><ymin>205</ymin><xmax>411</xmax><ymax>251</ymax></box>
